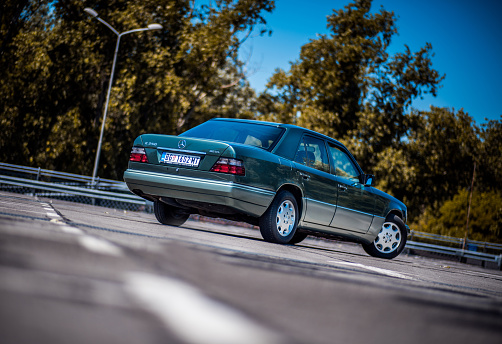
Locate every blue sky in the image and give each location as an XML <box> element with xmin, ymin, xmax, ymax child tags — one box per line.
<box><xmin>240</xmin><ymin>0</ymin><xmax>502</xmax><ymax>124</ymax></box>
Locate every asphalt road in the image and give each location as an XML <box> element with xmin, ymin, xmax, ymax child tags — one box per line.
<box><xmin>1</xmin><ymin>191</ymin><xmax>502</xmax><ymax>344</ymax></box>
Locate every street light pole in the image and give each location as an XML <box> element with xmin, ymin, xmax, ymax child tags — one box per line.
<box><xmin>84</xmin><ymin>8</ymin><xmax>162</xmax><ymax>185</ymax></box>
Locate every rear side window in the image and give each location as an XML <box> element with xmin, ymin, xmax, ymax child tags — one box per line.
<box><xmin>181</xmin><ymin>120</ymin><xmax>284</xmax><ymax>150</ymax></box>
<box><xmin>294</xmin><ymin>136</ymin><xmax>330</xmax><ymax>173</ymax></box>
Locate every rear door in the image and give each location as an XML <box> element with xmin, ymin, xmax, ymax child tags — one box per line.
<box><xmin>294</xmin><ymin>135</ymin><xmax>338</xmax><ymax>227</ymax></box>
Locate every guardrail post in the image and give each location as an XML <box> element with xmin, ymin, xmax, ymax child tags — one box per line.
<box><xmin>498</xmin><ymin>255</ymin><xmax>502</xmax><ymax>271</ymax></box>
<box><xmin>92</xmin><ymin>176</ymin><xmax>100</xmax><ymax>205</ymax></box>
<box><xmin>30</xmin><ymin>167</ymin><xmax>42</xmax><ymax>196</ymax></box>
<box><xmin>456</xmin><ymin>250</ymin><xmax>466</xmax><ymax>263</ymax></box>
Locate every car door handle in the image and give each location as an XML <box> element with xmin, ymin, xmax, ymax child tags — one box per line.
<box><xmin>299</xmin><ymin>172</ymin><xmax>311</xmax><ymax>180</ymax></box>
<box><xmin>338</xmin><ymin>184</ymin><xmax>347</xmax><ymax>191</ymax></box>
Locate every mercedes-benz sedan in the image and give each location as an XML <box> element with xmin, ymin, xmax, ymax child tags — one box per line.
<box><xmin>124</xmin><ymin>118</ymin><xmax>409</xmax><ymax>259</ymax></box>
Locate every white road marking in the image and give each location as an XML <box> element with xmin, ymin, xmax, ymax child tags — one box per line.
<box><xmin>42</xmin><ymin>203</ymin><xmax>60</xmax><ymax>218</ymax></box>
<box><xmin>329</xmin><ymin>260</ymin><xmax>415</xmax><ymax>280</ymax></box>
<box><xmin>59</xmin><ymin>225</ymin><xmax>84</xmax><ymax>235</ymax></box>
<box><xmin>40</xmin><ymin>202</ymin><xmax>122</xmax><ymax>256</ymax></box>
<box><xmin>79</xmin><ymin>236</ymin><xmax>123</xmax><ymax>257</ymax></box>
<box><xmin>125</xmin><ymin>272</ymin><xmax>282</xmax><ymax>344</ymax></box>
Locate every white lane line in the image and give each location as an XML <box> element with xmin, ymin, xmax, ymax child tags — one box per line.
<box><xmin>59</xmin><ymin>225</ymin><xmax>84</xmax><ymax>235</ymax></box>
<box><xmin>125</xmin><ymin>272</ymin><xmax>282</xmax><ymax>344</ymax></box>
<box><xmin>40</xmin><ymin>202</ymin><xmax>122</xmax><ymax>256</ymax></box>
<box><xmin>79</xmin><ymin>236</ymin><xmax>123</xmax><ymax>257</ymax></box>
<box><xmin>41</xmin><ymin>203</ymin><xmax>61</xmax><ymax>219</ymax></box>
<box><xmin>329</xmin><ymin>260</ymin><xmax>415</xmax><ymax>280</ymax></box>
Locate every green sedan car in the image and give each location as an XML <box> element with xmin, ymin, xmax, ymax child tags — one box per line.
<box><xmin>124</xmin><ymin>118</ymin><xmax>409</xmax><ymax>259</ymax></box>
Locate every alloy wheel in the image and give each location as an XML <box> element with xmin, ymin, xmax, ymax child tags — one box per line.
<box><xmin>374</xmin><ymin>222</ymin><xmax>402</xmax><ymax>253</ymax></box>
<box><xmin>276</xmin><ymin>200</ymin><xmax>296</xmax><ymax>237</ymax></box>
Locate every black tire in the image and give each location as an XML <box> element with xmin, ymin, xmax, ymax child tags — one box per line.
<box><xmin>259</xmin><ymin>190</ymin><xmax>298</xmax><ymax>244</ymax></box>
<box><xmin>289</xmin><ymin>231</ymin><xmax>308</xmax><ymax>245</ymax></box>
<box><xmin>154</xmin><ymin>200</ymin><xmax>190</xmax><ymax>226</ymax></box>
<box><xmin>362</xmin><ymin>214</ymin><xmax>407</xmax><ymax>259</ymax></box>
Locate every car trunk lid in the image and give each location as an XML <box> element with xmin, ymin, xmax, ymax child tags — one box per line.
<box><xmin>139</xmin><ymin>134</ymin><xmax>231</xmax><ymax>171</ymax></box>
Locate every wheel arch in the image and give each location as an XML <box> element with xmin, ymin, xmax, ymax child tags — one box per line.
<box><xmin>386</xmin><ymin>209</ymin><xmax>404</xmax><ymax>222</ymax></box>
<box><xmin>385</xmin><ymin>209</ymin><xmax>410</xmax><ymax>234</ymax></box>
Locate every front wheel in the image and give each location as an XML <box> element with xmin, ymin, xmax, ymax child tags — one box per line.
<box><xmin>362</xmin><ymin>214</ymin><xmax>407</xmax><ymax>259</ymax></box>
<box><xmin>259</xmin><ymin>190</ymin><xmax>298</xmax><ymax>244</ymax></box>
<box><xmin>289</xmin><ymin>231</ymin><xmax>308</xmax><ymax>245</ymax></box>
<box><xmin>154</xmin><ymin>200</ymin><xmax>190</xmax><ymax>226</ymax></box>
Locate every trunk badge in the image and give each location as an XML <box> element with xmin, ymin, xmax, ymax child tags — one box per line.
<box><xmin>178</xmin><ymin>140</ymin><xmax>187</xmax><ymax>149</ymax></box>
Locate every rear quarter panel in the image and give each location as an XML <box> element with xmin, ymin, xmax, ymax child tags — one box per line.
<box><xmin>228</xmin><ymin>144</ymin><xmax>298</xmax><ymax>194</ymax></box>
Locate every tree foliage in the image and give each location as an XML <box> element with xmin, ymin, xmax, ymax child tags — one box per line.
<box><xmin>256</xmin><ymin>0</ymin><xmax>446</xmax><ymax>177</ymax></box>
<box><xmin>374</xmin><ymin>107</ymin><xmax>478</xmax><ymax>213</ymax></box>
<box><xmin>257</xmin><ymin>0</ymin><xmax>444</xmax><ymax>168</ymax></box>
<box><xmin>0</xmin><ymin>0</ymin><xmax>274</xmax><ymax>179</ymax></box>
<box><xmin>414</xmin><ymin>190</ymin><xmax>502</xmax><ymax>244</ymax></box>
<box><xmin>373</xmin><ymin>107</ymin><xmax>502</xmax><ymax>241</ymax></box>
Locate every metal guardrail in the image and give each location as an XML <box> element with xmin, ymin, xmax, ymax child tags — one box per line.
<box><xmin>409</xmin><ymin>230</ymin><xmax>502</xmax><ymax>252</ymax></box>
<box><xmin>0</xmin><ymin>174</ymin><xmax>144</xmax><ymax>204</ymax></box>
<box><xmin>0</xmin><ymin>162</ymin><xmax>149</xmax><ymax>212</ymax></box>
<box><xmin>405</xmin><ymin>240</ymin><xmax>502</xmax><ymax>270</ymax></box>
<box><xmin>0</xmin><ymin>162</ymin><xmax>127</xmax><ymax>189</ymax></box>
<box><xmin>406</xmin><ymin>230</ymin><xmax>502</xmax><ymax>269</ymax></box>
<box><xmin>0</xmin><ymin>162</ymin><xmax>501</xmax><ymax>269</ymax></box>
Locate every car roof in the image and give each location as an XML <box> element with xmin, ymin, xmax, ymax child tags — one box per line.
<box><xmin>208</xmin><ymin>117</ymin><xmax>344</xmax><ymax>146</ymax></box>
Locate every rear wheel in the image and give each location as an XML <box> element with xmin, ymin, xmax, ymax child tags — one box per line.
<box><xmin>362</xmin><ymin>214</ymin><xmax>407</xmax><ymax>259</ymax></box>
<box><xmin>154</xmin><ymin>200</ymin><xmax>190</xmax><ymax>226</ymax></box>
<box><xmin>259</xmin><ymin>191</ymin><xmax>298</xmax><ymax>244</ymax></box>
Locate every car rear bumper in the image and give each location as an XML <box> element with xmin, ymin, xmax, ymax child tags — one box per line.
<box><xmin>123</xmin><ymin>169</ymin><xmax>275</xmax><ymax>217</ymax></box>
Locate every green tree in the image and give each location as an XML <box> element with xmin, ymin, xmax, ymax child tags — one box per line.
<box><xmin>257</xmin><ymin>0</ymin><xmax>444</xmax><ymax>172</ymax></box>
<box><xmin>370</xmin><ymin>108</ymin><xmax>502</xmax><ymax>243</ymax></box>
<box><xmin>373</xmin><ymin>106</ymin><xmax>480</xmax><ymax>219</ymax></box>
<box><xmin>477</xmin><ymin>117</ymin><xmax>502</xmax><ymax>190</ymax></box>
<box><xmin>414</xmin><ymin>189</ymin><xmax>502</xmax><ymax>243</ymax></box>
<box><xmin>0</xmin><ymin>0</ymin><xmax>274</xmax><ymax>179</ymax></box>
<box><xmin>0</xmin><ymin>0</ymin><xmax>41</xmax><ymax>55</ymax></box>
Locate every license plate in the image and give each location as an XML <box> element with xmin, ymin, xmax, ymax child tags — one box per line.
<box><xmin>160</xmin><ymin>152</ymin><xmax>200</xmax><ymax>167</ymax></box>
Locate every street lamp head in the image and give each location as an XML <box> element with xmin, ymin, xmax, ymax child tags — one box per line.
<box><xmin>148</xmin><ymin>24</ymin><xmax>163</xmax><ymax>30</ymax></box>
<box><xmin>84</xmin><ymin>8</ymin><xmax>98</xmax><ymax>17</ymax></box>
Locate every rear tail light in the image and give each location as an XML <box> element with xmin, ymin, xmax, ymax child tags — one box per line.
<box><xmin>211</xmin><ymin>158</ymin><xmax>245</xmax><ymax>176</ymax></box>
<box><xmin>129</xmin><ymin>147</ymin><xmax>148</xmax><ymax>163</ymax></box>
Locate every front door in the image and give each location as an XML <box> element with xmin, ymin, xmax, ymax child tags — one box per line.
<box><xmin>328</xmin><ymin>143</ymin><xmax>375</xmax><ymax>233</ymax></box>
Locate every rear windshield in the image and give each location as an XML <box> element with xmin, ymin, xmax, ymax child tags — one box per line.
<box><xmin>180</xmin><ymin>120</ymin><xmax>285</xmax><ymax>150</ymax></box>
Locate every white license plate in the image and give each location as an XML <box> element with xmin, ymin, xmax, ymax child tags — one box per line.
<box><xmin>160</xmin><ymin>152</ymin><xmax>200</xmax><ymax>167</ymax></box>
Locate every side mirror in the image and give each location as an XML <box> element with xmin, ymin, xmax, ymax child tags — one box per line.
<box><xmin>363</xmin><ymin>174</ymin><xmax>375</xmax><ymax>186</ymax></box>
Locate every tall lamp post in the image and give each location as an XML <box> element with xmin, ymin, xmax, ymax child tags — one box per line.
<box><xmin>84</xmin><ymin>8</ymin><xmax>162</xmax><ymax>185</ymax></box>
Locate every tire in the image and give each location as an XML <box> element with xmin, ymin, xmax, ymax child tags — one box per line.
<box><xmin>154</xmin><ymin>200</ymin><xmax>190</xmax><ymax>226</ymax></box>
<box><xmin>362</xmin><ymin>214</ymin><xmax>407</xmax><ymax>259</ymax></box>
<box><xmin>289</xmin><ymin>231</ymin><xmax>308</xmax><ymax>245</ymax></box>
<box><xmin>259</xmin><ymin>190</ymin><xmax>298</xmax><ymax>244</ymax></box>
